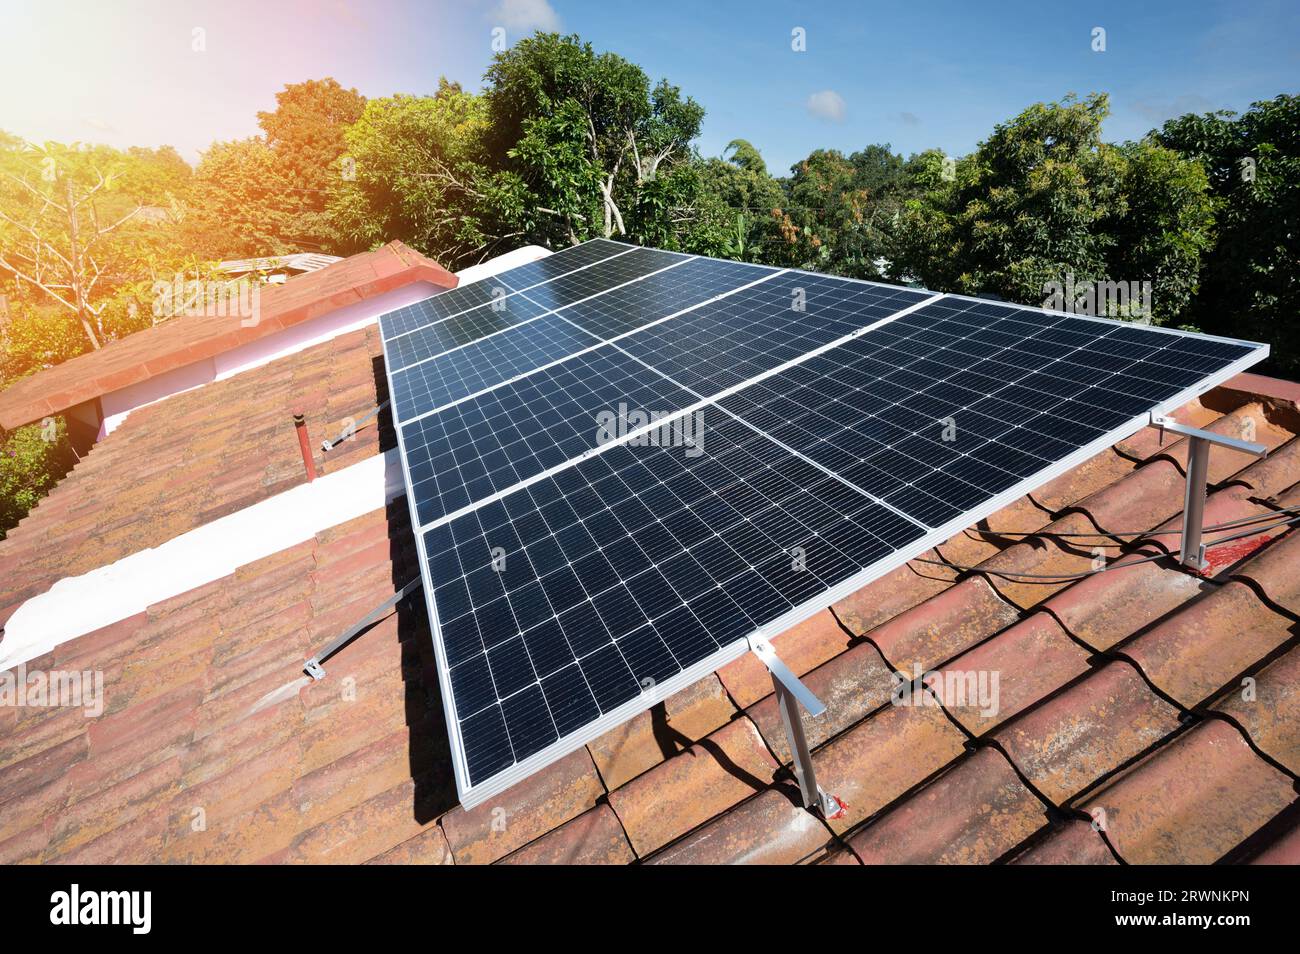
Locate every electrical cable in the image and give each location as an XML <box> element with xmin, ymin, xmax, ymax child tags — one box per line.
<box><xmin>910</xmin><ymin>512</ymin><xmax>1300</xmax><ymax>582</ymax></box>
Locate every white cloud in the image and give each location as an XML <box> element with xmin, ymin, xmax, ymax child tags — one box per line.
<box><xmin>806</xmin><ymin>90</ymin><xmax>846</xmax><ymax>123</ymax></box>
<box><xmin>492</xmin><ymin>0</ymin><xmax>561</xmax><ymax>32</ymax></box>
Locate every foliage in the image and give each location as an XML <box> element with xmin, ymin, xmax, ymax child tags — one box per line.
<box><xmin>180</xmin><ymin>138</ymin><xmax>299</xmax><ymax>259</ymax></box>
<box><xmin>479</xmin><ymin>33</ymin><xmax>709</xmax><ymax>252</ymax></box>
<box><xmin>693</xmin><ymin>140</ymin><xmax>787</xmax><ymax>260</ymax></box>
<box><xmin>888</xmin><ymin>94</ymin><xmax>1215</xmax><ymax>324</ymax></box>
<box><xmin>1156</xmin><ymin>95</ymin><xmax>1300</xmax><ymax>372</ymax></box>
<box><xmin>0</xmin><ymin>138</ymin><xmax>192</xmax><ymax>350</ymax></box>
<box><xmin>0</xmin><ymin>416</ymin><xmax>76</xmax><ymax>540</ymax></box>
<box><xmin>257</xmin><ymin>78</ymin><xmax>366</xmax><ymax>250</ymax></box>
<box><xmin>328</xmin><ymin>80</ymin><xmax>494</xmax><ymax>266</ymax></box>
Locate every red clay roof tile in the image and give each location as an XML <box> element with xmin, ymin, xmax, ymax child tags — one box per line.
<box><xmin>1030</xmin><ymin>448</ymin><xmax>1135</xmax><ymax>514</ymax></box>
<box><xmin>810</xmin><ymin>700</ymin><xmax>967</xmax><ymax>836</ymax></box>
<box><xmin>975</xmin><ymin>512</ymin><xmax>1113</xmax><ymax>609</ymax></box>
<box><xmin>746</xmin><ymin>639</ymin><xmax>897</xmax><ymax>761</ymax></box>
<box><xmin>0</xmin><ymin>242</ymin><xmax>455</xmax><ymax>431</ymax></box>
<box><xmin>366</xmin><ymin>825</ymin><xmax>455</xmax><ymax>865</ymax></box>
<box><xmin>1248</xmin><ymin>815</ymin><xmax>1300</xmax><ymax>865</ymax></box>
<box><xmin>1227</xmin><ymin>527</ymin><xmax>1300</xmax><ymax>616</ymax></box>
<box><xmin>1083</xmin><ymin>719</ymin><xmax>1295</xmax><ymax>864</ymax></box>
<box><xmin>606</xmin><ymin>716</ymin><xmax>778</xmax><ymax>856</ymax></box>
<box><xmin>831</xmin><ymin>557</ymin><xmax>954</xmax><ymax>636</ymax></box>
<box><xmin>439</xmin><ymin>748</ymin><xmax>605</xmax><ymax>865</ymax></box>
<box><xmin>1121</xmin><ymin>580</ymin><xmax>1296</xmax><ymax>708</ymax></box>
<box><xmin>995</xmin><ymin>661</ymin><xmax>1182</xmax><ymax>805</ymax></box>
<box><xmin>846</xmin><ymin>747</ymin><xmax>1046</xmax><ymax>864</ymax></box>
<box><xmin>645</xmin><ymin>785</ymin><xmax>834</xmax><ymax>864</ymax></box>
<box><xmin>716</xmin><ymin>609</ymin><xmax>851</xmax><ymax>708</ymax></box>
<box><xmin>1010</xmin><ymin>818</ymin><xmax>1118</xmax><ymax>865</ymax></box>
<box><xmin>496</xmin><ymin>804</ymin><xmax>634</xmax><ymax>865</ymax></box>
<box><xmin>0</xmin><ymin>324</ymin><xmax>390</xmax><ymax>617</ymax></box>
<box><xmin>586</xmin><ymin>674</ymin><xmax>736</xmax><ymax>789</ymax></box>
<box><xmin>1212</xmin><ymin>644</ymin><xmax>1300</xmax><ymax>775</ymax></box>
<box><xmin>1040</xmin><ymin>552</ymin><xmax>1208</xmax><ymax>652</ymax></box>
<box><xmin>933</xmin><ymin>612</ymin><xmax>1091</xmax><ymax>736</ymax></box>
<box><xmin>863</xmin><ymin>576</ymin><xmax>1021</xmax><ymax>673</ymax></box>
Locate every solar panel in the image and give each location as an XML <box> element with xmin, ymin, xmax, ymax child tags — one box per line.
<box><xmin>378</xmin><ymin>239</ymin><xmax>634</xmax><ymax>340</ymax></box>
<box><xmin>424</xmin><ymin>407</ymin><xmax>925</xmax><ymax>785</ymax></box>
<box><xmin>717</xmin><ymin>297</ymin><xmax>1261</xmax><ymax>529</ymax></box>
<box><xmin>378</xmin><ymin>240</ymin><xmax>1268</xmax><ymax>807</ymax></box>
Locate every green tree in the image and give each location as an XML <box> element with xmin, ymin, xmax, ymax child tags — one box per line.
<box><xmin>181</xmin><ymin>138</ymin><xmax>298</xmax><ymax>259</ymax></box>
<box><xmin>481</xmin><ymin>33</ymin><xmax>708</xmax><ymax>251</ymax></box>
<box><xmin>0</xmin><ymin>139</ymin><xmax>175</xmax><ymax>349</ymax></box>
<box><xmin>327</xmin><ymin>80</ymin><xmax>495</xmax><ymax>266</ymax></box>
<box><xmin>695</xmin><ymin>140</ymin><xmax>786</xmax><ymax>261</ymax></box>
<box><xmin>767</xmin><ymin>144</ymin><xmax>909</xmax><ymax>277</ymax></box>
<box><xmin>890</xmin><ymin>94</ymin><xmax>1214</xmax><ymax>324</ymax></box>
<box><xmin>1156</xmin><ymin>95</ymin><xmax>1300</xmax><ymax>373</ymax></box>
<box><xmin>257</xmin><ymin>78</ymin><xmax>366</xmax><ymax>249</ymax></box>
<box><xmin>0</xmin><ymin>417</ymin><xmax>76</xmax><ymax>539</ymax></box>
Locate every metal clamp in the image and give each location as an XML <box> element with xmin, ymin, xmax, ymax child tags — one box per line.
<box><xmin>1149</xmin><ymin>414</ymin><xmax>1268</xmax><ymax>569</ymax></box>
<box><xmin>748</xmin><ymin>636</ymin><xmax>846</xmax><ymax>820</ymax></box>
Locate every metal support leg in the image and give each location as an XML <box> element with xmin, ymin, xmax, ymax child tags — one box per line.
<box><xmin>771</xmin><ymin>673</ymin><xmax>820</xmax><ymax>809</ymax></box>
<box><xmin>1180</xmin><ymin>436</ymin><xmax>1210</xmax><ymax>570</ymax></box>
<box><xmin>750</xmin><ymin>636</ymin><xmax>846</xmax><ymax>819</ymax></box>
<box><xmin>1149</xmin><ymin>414</ymin><xmax>1267</xmax><ymax>572</ymax></box>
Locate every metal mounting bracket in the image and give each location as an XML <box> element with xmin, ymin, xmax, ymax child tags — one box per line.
<box><xmin>304</xmin><ymin>658</ymin><xmax>327</xmax><ymax>681</ymax></box>
<box><xmin>301</xmin><ymin>577</ymin><xmax>422</xmax><ymax>681</ymax></box>
<box><xmin>748</xmin><ymin>636</ymin><xmax>846</xmax><ymax>820</ymax></box>
<box><xmin>1149</xmin><ymin>414</ymin><xmax>1268</xmax><ymax>569</ymax></box>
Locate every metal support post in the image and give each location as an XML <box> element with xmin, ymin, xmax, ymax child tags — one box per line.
<box><xmin>1149</xmin><ymin>414</ymin><xmax>1268</xmax><ymax>570</ymax></box>
<box><xmin>749</xmin><ymin>636</ymin><xmax>846</xmax><ymax>820</ymax></box>
<box><xmin>1181</xmin><ymin>436</ymin><xmax>1211</xmax><ymax>569</ymax></box>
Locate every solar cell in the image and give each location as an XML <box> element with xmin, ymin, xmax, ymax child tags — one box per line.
<box><xmin>377</xmin><ymin>238</ymin><xmax>632</xmax><ymax>341</ymax></box>
<box><xmin>547</xmin><ymin>256</ymin><xmax>774</xmax><ymax>341</ymax></box>
<box><xmin>390</xmin><ymin>312</ymin><xmax>605</xmax><ymax>422</ymax></box>
<box><xmin>423</xmin><ymin>406</ymin><xmax>924</xmax><ymax>785</ymax></box>
<box><xmin>618</xmin><ymin>272</ymin><xmax>928</xmax><ymax>393</ymax></box>
<box><xmin>718</xmin><ymin>297</ymin><xmax>1261</xmax><ymax>528</ymax></box>
<box><xmin>385</xmin><ymin>294</ymin><xmax>554</xmax><ymax>373</ymax></box>
<box><xmin>376</xmin><ymin>239</ymin><xmax>1268</xmax><ymax>807</ymax></box>
<box><xmin>400</xmin><ymin>345</ymin><xmax>697</xmax><ymax>526</ymax></box>
<box><xmin>508</xmin><ymin>246</ymin><xmax>689</xmax><ymax>313</ymax></box>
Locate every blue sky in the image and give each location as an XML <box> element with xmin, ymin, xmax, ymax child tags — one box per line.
<box><xmin>2</xmin><ymin>0</ymin><xmax>1296</xmax><ymax>173</ymax></box>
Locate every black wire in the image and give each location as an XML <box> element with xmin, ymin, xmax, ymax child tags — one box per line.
<box><xmin>912</xmin><ymin>512</ymin><xmax>1300</xmax><ymax>582</ymax></box>
<box><xmin>952</xmin><ymin>506</ymin><xmax>1300</xmax><ymax>544</ymax></box>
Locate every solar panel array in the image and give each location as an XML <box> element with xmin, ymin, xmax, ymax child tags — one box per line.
<box><xmin>378</xmin><ymin>238</ymin><xmax>1268</xmax><ymax>807</ymax></box>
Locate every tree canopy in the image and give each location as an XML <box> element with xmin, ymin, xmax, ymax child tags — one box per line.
<box><xmin>1156</xmin><ymin>95</ymin><xmax>1300</xmax><ymax>373</ymax></box>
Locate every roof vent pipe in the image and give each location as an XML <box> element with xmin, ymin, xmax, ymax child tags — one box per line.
<box><xmin>292</xmin><ymin>410</ymin><xmax>317</xmax><ymax>482</ymax></box>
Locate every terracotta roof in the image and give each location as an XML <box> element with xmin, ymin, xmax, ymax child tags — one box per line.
<box><xmin>0</xmin><ymin>322</ymin><xmax>391</xmax><ymax>626</ymax></box>
<box><xmin>0</xmin><ymin>241</ymin><xmax>455</xmax><ymax>431</ymax></box>
<box><xmin>2</xmin><ymin>329</ymin><xmax>1299</xmax><ymax>862</ymax></box>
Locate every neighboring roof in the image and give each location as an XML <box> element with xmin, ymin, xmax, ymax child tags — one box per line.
<box><xmin>0</xmin><ymin>241</ymin><xmax>455</xmax><ymax>431</ymax></box>
<box><xmin>218</xmin><ymin>253</ymin><xmax>343</xmax><ymax>276</ymax></box>
<box><xmin>0</xmin><ymin>322</ymin><xmax>388</xmax><ymax>627</ymax></box>
<box><xmin>2</xmin><ymin>367</ymin><xmax>1298</xmax><ymax>863</ymax></box>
